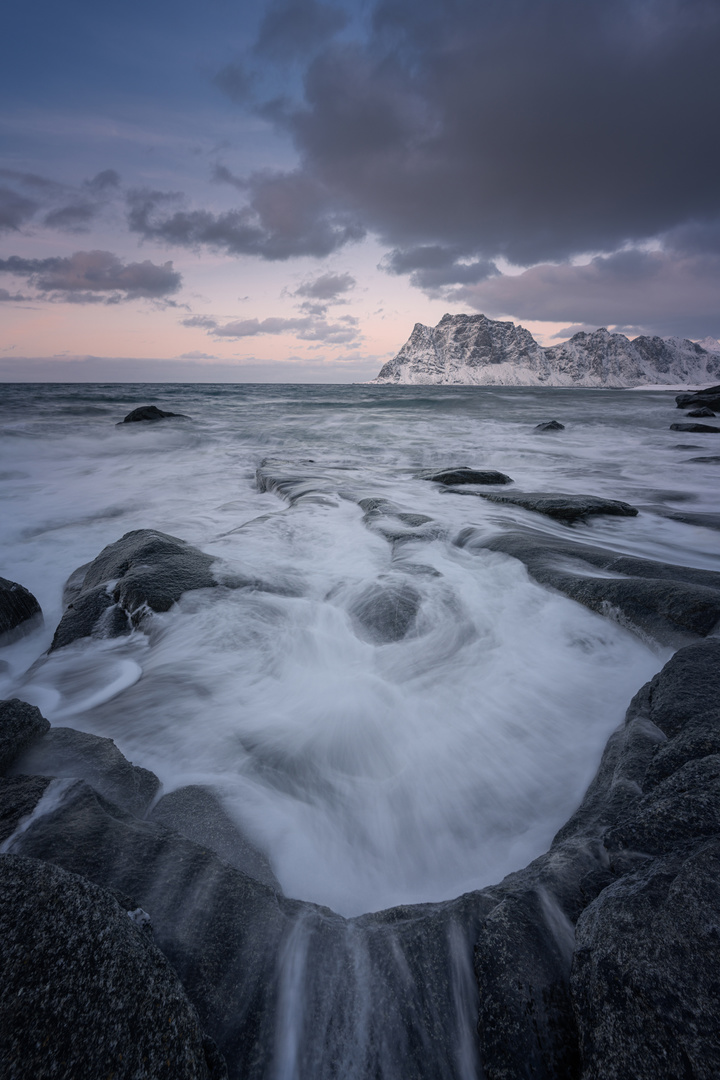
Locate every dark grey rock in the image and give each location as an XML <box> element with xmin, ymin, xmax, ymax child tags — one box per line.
<box><xmin>456</xmin><ymin>527</ymin><xmax>720</xmax><ymax>644</ymax></box>
<box><xmin>0</xmin><ymin>853</ymin><xmax>226</xmax><ymax>1080</ymax></box>
<box><xmin>11</xmin><ymin>726</ymin><xmax>160</xmax><ymax>816</ymax></box>
<box><xmin>571</xmin><ymin>840</ymin><xmax>720</xmax><ymax>1080</ymax></box>
<box><xmin>349</xmin><ymin>581</ymin><xmax>422</xmax><ymax>643</ymax></box>
<box><xmin>51</xmin><ymin>529</ymin><xmax>217</xmax><ymax>650</ymax></box>
<box><xmin>0</xmin><ymin>577</ymin><xmax>42</xmax><ymax>646</ymax></box>
<box><xmin>643</xmin><ymin>712</ymin><xmax>720</xmax><ymax>790</ymax></box>
<box><xmin>0</xmin><ymin>775</ymin><xmax>53</xmax><ymax>845</ymax></box>
<box><xmin>418</xmin><ymin>467</ymin><xmax>513</xmax><ymax>485</ymax></box>
<box><xmin>641</xmin><ymin>638</ymin><xmax>720</xmax><ymax>738</ymax></box>
<box><xmin>676</xmin><ymin>386</ymin><xmax>720</xmax><ymax>410</ymax></box>
<box><xmin>118</xmin><ymin>404</ymin><xmax>189</xmax><ymax>423</ymax></box>
<box><xmin>465</xmin><ymin>491</ymin><xmax>638</xmax><ymax>524</ymax></box>
<box><xmin>670</xmin><ymin>422</ymin><xmax>720</xmax><ymax>433</ymax></box>
<box><xmin>0</xmin><ymin>699</ymin><xmax>50</xmax><ymax>775</ymax></box>
<box><xmin>535</xmin><ymin>419</ymin><xmax>565</xmax><ymax>431</ymax></box>
<box><xmin>688</xmin><ymin>454</ymin><xmax>720</xmax><ymax>463</ymax></box>
<box><xmin>150</xmin><ymin>785</ymin><xmax>280</xmax><ymax>889</ymax></box>
<box><xmin>687</xmin><ymin>407</ymin><xmax>717</xmax><ymax>417</ymax></box>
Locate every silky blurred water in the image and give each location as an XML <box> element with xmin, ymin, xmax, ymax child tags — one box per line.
<box><xmin>1</xmin><ymin>382</ymin><xmax>717</xmax><ymax>915</ymax></box>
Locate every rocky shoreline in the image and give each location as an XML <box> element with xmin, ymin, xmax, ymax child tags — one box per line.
<box><xmin>2</xmin><ymin>396</ymin><xmax>720</xmax><ymax>1079</ymax></box>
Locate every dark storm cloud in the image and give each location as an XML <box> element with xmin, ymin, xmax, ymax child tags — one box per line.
<box><xmin>382</xmin><ymin>246</ymin><xmax>497</xmax><ymax>289</ymax></box>
<box><xmin>0</xmin><ymin>251</ymin><xmax>182</xmax><ymax>303</ymax></box>
<box><xmin>242</xmin><ymin>0</ymin><xmax>720</xmax><ymax>276</ymax></box>
<box><xmin>128</xmin><ymin>173</ymin><xmax>365</xmax><ymax>259</ymax></box>
<box><xmin>453</xmin><ymin>248</ymin><xmax>720</xmax><ymax>339</ymax></box>
<box><xmin>182</xmin><ymin>311</ymin><xmax>360</xmax><ymax>343</ymax></box>
<box><xmin>255</xmin><ymin>0</ymin><xmax>349</xmax><ymax>61</ymax></box>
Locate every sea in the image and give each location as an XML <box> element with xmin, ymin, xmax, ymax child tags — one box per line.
<box><xmin>1</xmin><ymin>381</ymin><xmax>718</xmax><ymax>918</ymax></box>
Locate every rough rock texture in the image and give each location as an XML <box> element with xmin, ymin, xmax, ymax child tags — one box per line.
<box><xmin>0</xmin><ymin>774</ymin><xmax>53</xmax><ymax>845</ymax></box>
<box><xmin>150</xmin><ymin>785</ymin><xmax>280</xmax><ymax>889</ymax></box>
<box><xmin>0</xmin><ymin>577</ymin><xmax>42</xmax><ymax>646</ymax></box>
<box><xmin>0</xmin><ymin>699</ymin><xmax>50</xmax><ymax>774</ymax></box>
<box><xmin>418</xmin><ymin>467</ymin><xmax>513</xmax><ymax>485</ymax></box>
<box><xmin>670</xmin><ymin>422</ymin><xmax>720</xmax><ymax>433</ymax></box>
<box><xmin>51</xmin><ymin>529</ymin><xmax>217</xmax><ymax>650</ymax></box>
<box><xmin>0</xmin><ymin>854</ymin><xmax>226</xmax><ymax>1080</ymax></box>
<box><xmin>119</xmin><ymin>404</ymin><xmax>188</xmax><ymax>423</ymax></box>
<box><xmin>457</xmin><ymin>527</ymin><xmax>720</xmax><ymax>644</ymax></box>
<box><xmin>372</xmin><ymin>314</ymin><xmax>720</xmax><ymax>386</ymax></box>
<box><xmin>452</xmin><ymin>491</ymin><xmax>638</xmax><ymax>524</ymax></box>
<box><xmin>676</xmin><ymin>384</ymin><xmax>720</xmax><ymax>410</ymax></box>
<box><xmin>11</xmin><ymin>726</ymin><xmax>160</xmax><ymax>816</ymax></box>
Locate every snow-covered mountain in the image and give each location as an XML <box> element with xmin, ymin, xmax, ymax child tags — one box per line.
<box><xmin>372</xmin><ymin>314</ymin><xmax>720</xmax><ymax>387</ymax></box>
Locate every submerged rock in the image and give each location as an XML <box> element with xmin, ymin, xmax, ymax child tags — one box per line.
<box><xmin>454</xmin><ymin>490</ymin><xmax>638</xmax><ymax>524</ymax></box>
<box><xmin>0</xmin><ymin>854</ymin><xmax>226</xmax><ymax>1080</ymax></box>
<box><xmin>687</xmin><ymin>406</ymin><xmax>717</xmax><ymax>417</ymax></box>
<box><xmin>456</xmin><ymin>527</ymin><xmax>720</xmax><ymax>644</ymax></box>
<box><xmin>670</xmin><ymin>422</ymin><xmax>720</xmax><ymax>433</ymax></box>
<box><xmin>11</xmin><ymin>726</ymin><xmax>160</xmax><ymax>816</ymax></box>
<box><xmin>51</xmin><ymin>529</ymin><xmax>217</xmax><ymax>650</ymax></box>
<box><xmin>534</xmin><ymin>419</ymin><xmax>565</xmax><ymax>431</ymax></box>
<box><xmin>349</xmin><ymin>580</ymin><xmax>422</xmax><ymax>643</ymax></box>
<box><xmin>0</xmin><ymin>699</ymin><xmax>50</xmax><ymax>775</ymax></box>
<box><xmin>118</xmin><ymin>404</ymin><xmax>189</xmax><ymax>423</ymax></box>
<box><xmin>0</xmin><ymin>577</ymin><xmax>42</xmax><ymax>646</ymax></box>
<box><xmin>418</xmin><ymin>467</ymin><xmax>513</xmax><ymax>485</ymax></box>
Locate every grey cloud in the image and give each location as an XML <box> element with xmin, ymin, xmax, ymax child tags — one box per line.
<box><xmin>382</xmin><ymin>246</ymin><xmax>497</xmax><ymax>289</ymax></box>
<box><xmin>452</xmin><ymin>248</ymin><xmax>720</xmax><ymax>339</ymax></box>
<box><xmin>255</xmin><ymin>0</ymin><xmax>348</xmax><ymax>61</ymax></box>
<box><xmin>43</xmin><ymin>203</ymin><xmax>98</xmax><ymax>230</ymax></box>
<box><xmin>0</xmin><ymin>251</ymin><xmax>182</xmax><ymax>303</ymax></box>
<box><xmin>0</xmin><ymin>288</ymin><xmax>31</xmax><ymax>302</ymax></box>
<box><xmin>183</xmin><ymin>312</ymin><xmax>360</xmax><ymax>343</ymax></box>
<box><xmin>294</xmin><ymin>271</ymin><xmax>355</xmax><ymax>299</ymax></box>
<box><xmin>242</xmin><ymin>0</ymin><xmax>720</xmax><ymax>280</ymax></box>
<box><xmin>214</xmin><ymin>63</ymin><xmax>253</xmax><ymax>104</ymax></box>
<box><xmin>0</xmin><ymin>168</ymin><xmax>121</xmax><ymax>234</ymax></box>
<box><xmin>85</xmin><ymin>170</ymin><xmax>121</xmax><ymax>192</ymax></box>
<box><xmin>0</xmin><ymin>186</ymin><xmax>39</xmax><ymax>231</ymax></box>
<box><xmin>128</xmin><ymin>173</ymin><xmax>365</xmax><ymax>259</ymax></box>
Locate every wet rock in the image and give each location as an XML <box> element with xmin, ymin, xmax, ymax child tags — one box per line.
<box><xmin>255</xmin><ymin>458</ymin><xmax>352</xmax><ymax>505</ymax></box>
<box><xmin>0</xmin><ymin>577</ymin><xmax>42</xmax><ymax>646</ymax></box>
<box><xmin>676</xmin><ymin>385</ymin><xmax>720</xmax><ymax>411</ymax></box>
<box><xmin>571</xmin><ymin>840</ymin><xmax>720</xmax><ymax>1080</ymax></box>
<box><xmin>648</xmin><ymin>507</ymin><xmax>720</xmax><ymax>531</ymax></box>
<box><xmin>118</xmin><ymin>404</ymin><xmax>189</xmax><ymax>423</ymax></box>
<box><xmin>468</xmin><ymin>491</ymin><xmax>638</xmax><ymax>524</ymax></box>
<box><xmin>349</xmin><ymin>581</ymin><xmax>422</xmax><ymax>643</ymax></box>
<box><xmin>688</xmin><ymin>454</ymin><xmax>720</xmax><ymax>463</ymax></box>
<box><xmin>670</xmin><ymin>422</ymin><xmax>720</xmax><ymax>433</ymax></box>
<box><xmin>0</xmin><ymin>699</ymin><xmax>50</xmax><ymax>774</ymax></box>
<box><xmin>643</xmin><ymin>712</ymin><xmax>720</xmax><ymax>790</ymax></box>
<box><xmin>457</xmin><ymin>527</ymin><xmax>720</xmax><ymax>644</ymax></box>
<box><xmin>150</xmin><ymin>785</ymin><xmax>280</xmax><ymax>890</ymax></box>
<box><xmin>11</xmin><ymin>726</ymin><xmax>160</xmax><ymax>816</ymax></box>
<box><xmin>418</xmin><ymin>467</ymin><xmax>513</xmax><ymax>485</ymax></box>
<box><xmin>0</xmin><ymin>775</ymin><xmax>53</xmax><ymax>845</ymax></box>
<box><xmin>0</xmin><ymin>853</ymin><xmax>227</xmax><ymax>1080</ymax></box>
<box><xmin>51</xmin><ymin>529</ymin><xmax>217</xmax><ymax>650</ymax></box>
<box><xmin>687</xmin><ymin>406</ymin><xmax>717</xmax><ymax>417</ymax></box>
<box><xmin>534</xmin><ymin>419</ymin><xmax>565</xmax><ymax>431</ymax></box>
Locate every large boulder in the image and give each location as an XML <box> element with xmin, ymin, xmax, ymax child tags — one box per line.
<box><xmin>0</xmin><ymin>853</ymin><xmax>226</xmax><ymax>1079</ymax></box>
<box><xmin>10</xmin><ymin>726</ymin><xmax>160</xmax><ymax>816</ymax></box>
<box><xmin>50</xmin><ymin>529</ymin><xmax>217</xmax><ymax>651</ymax></box>
<box><xmin>0</xmin><ymin>699</ymin><xmax>50</xmax><ymax>775</ymax></box>
<box><xmin>0</xmin><ymin>577</ymin><xmax>42</xmax><ymax>646</ymax></box>
<box><xmin>676</xmin><ymin>385</ymin><xmax>720</xmax><ymax>410</ymax></box>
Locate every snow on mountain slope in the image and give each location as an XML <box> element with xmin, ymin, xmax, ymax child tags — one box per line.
<box><xmin>372</xmin><ymin>314</ymin><xmax>720</xmax><ymax>387</ymax></box>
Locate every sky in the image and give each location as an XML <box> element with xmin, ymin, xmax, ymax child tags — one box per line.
<box><xmin>1</xmin><ymin>0</ymin><xmax>719</xmax><ymax>382</ymax></box>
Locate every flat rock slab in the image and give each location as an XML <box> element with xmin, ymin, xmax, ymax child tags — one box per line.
<box><xmin>0</xmin><ymin>853</ymin><xmax>226</xmax><ymax>1080</ymax></box>
<box><xmin>0</xmin><ymin>699</ymin><xmax>50</xmax><ymax>775</ymax></box>
<box><xmin>670</xmin><ymin>422</ymin><xmax>720</xmax><ymax>433</ymax></box>
<box><xmin>454</xmin><ymin>491</ymin><xmax>638</xmax><ymax>523</ymax></box>
<box><xmin>150</xmin><ymin>785</ymin><xmax>280</xmax><ymax>890</ymax></box>
<box><xmin>418</xmin><ymin>467</ymin><xmax>513</xmax><ymax>485</ymax></box>
<box><xmin>11</xmin><ymin>726</ymin><xmax>160</xmax><ymax>816</ymax></box>
<box><xmin>51</xmin><ymin>529</ymin><xmax>217</xmax><ymax>650</ymax></box>
<box><xmin>456</xmin><ymin>527</ymin><xmax>720</xmax><ymax>643</ymax></box>
<box><xmin>119</xmin><ymin>405</ymin><xmax>189</xmax><ymax>423</ymax></box>
<box><xmin>0</xmin><ymin>577</ymin><xmax>42</xmax><ymax>646</ymax></box>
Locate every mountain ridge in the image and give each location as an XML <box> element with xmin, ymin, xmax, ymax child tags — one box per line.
<box><xmin>372</xmin><ymin>313</ymin><xmax>720</xmax><ymax>387</ymax></box>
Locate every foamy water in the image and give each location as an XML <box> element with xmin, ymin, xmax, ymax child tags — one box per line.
<box><xmin>1</xmin><ymin>382</ymin><xmax>717</xmax><ymax>915</ymax></box>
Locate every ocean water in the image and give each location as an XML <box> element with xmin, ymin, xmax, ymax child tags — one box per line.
<box><xmin>1</xmin><ymin>382</ymin><xmax>718</xmax><ymax>917</ymax></box>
